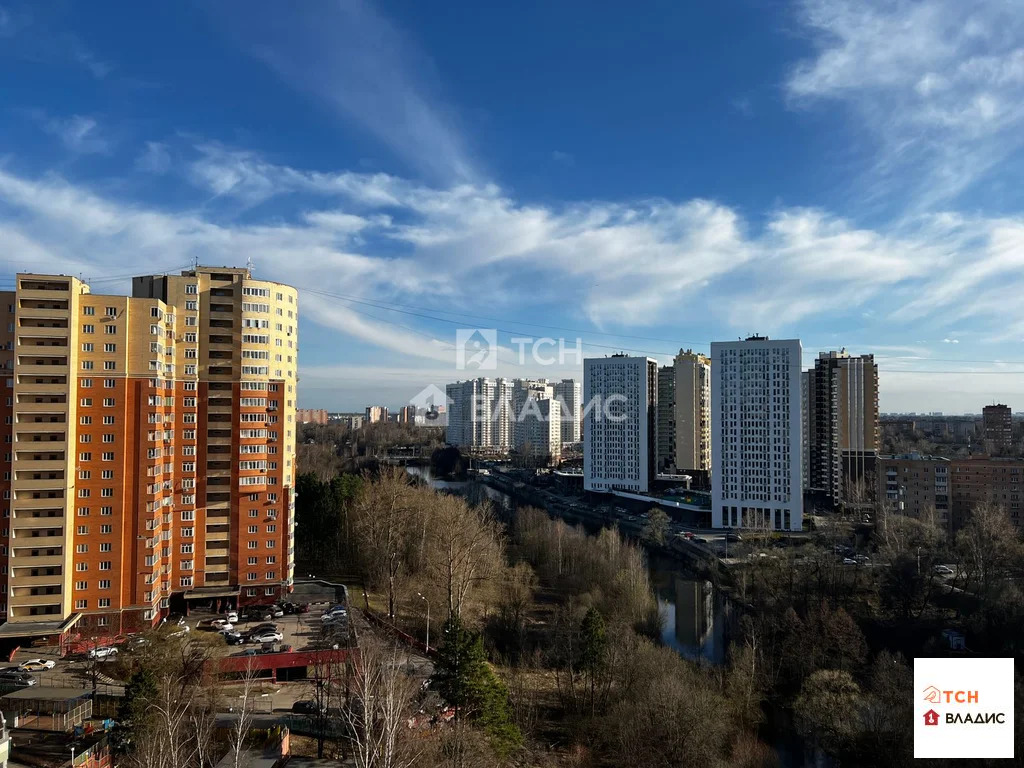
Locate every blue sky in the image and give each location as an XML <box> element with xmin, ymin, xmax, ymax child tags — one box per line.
<box><xmin>2</xmin><ymin>0</ymin><xmax>1024</xmax><ymax>413</ymax></box>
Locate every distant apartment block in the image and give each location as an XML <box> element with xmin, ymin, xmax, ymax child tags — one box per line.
<box><xmin>712</xmin><ymin>337</ymin><xmax>802</xmax><ymax>531</ymax></box>
<box><xmin>0</xmin><ymin>268</ymin><xmax>297</xmax><ymax>642</ymax></box>
<box><xmin>397</xmin><ymin>405</ymin><xmax>417</xmax><ymax>423</ymax></box>
<box><xmin>445</xmin><ymin>378</ymin><xmax>512</xmax><ymax>452</ymax></box>
<box><xmin>950</xmin><ymin>456</ymin><xmax>1024</xmax><ymax>531</ymax></box>
<box><xmin>583</xmin><ymin>355</ymin><xmax>657</xmax><ymax>493</ymax></box>
<box><xmin>673</xmin><ymin>349</ymin><xmax>711</xmax><ymax>475</ymax></box>
<box><xmin>552</xmin><ymin>379</ymin><xmax>581</xmax><ymax>445</ymax></box>
<box><xmin>364</xmin><ymin>405</ymin><xmax>389</xmax><ymax>424</ymax></box>
<box><xmin>656</xmin><ymin>366</ymin><xmax>675</xmax><ymax>473</ymax></box>
<box><xmin>982</xmin><ymin>404</ymin><xmax>1012</xmax><ymax>451</ymax></box>
<box><xmin>511</xmin><ymin>380</ymin><xmax>561</xmax><ymax>464</ymax></box>
<box><xmin>804</xmin><ymin>350</ymin><xmax>879</xmax><ymax>509</ymax></box>
<box><xmin>876</xmin><ymin>453</ymin><xmax>950</xmax><ymax>527</ymax></box>
<box><xmin>296</xmin><ymin>408</ymin><xmax>328</xmax><ymax>425</ymax></box>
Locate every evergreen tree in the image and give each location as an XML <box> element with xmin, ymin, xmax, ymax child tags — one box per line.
<box><xmin>112</xmin><ymin>667</ymin><xmax>158</xmax><ymax>754</ymax></box>
<box><xmin>432</xmin><ymin>615</ymin><xmax>522</xmax><ymax>755</ymax></box>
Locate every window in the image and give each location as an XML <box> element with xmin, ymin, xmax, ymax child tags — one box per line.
<box><xmin>81</xmin><ymin>379</ymin><xmax>92</xmax><ymax>388</ymax></box>
<box><xmin>181</xmin><ymin>543</ymin><xmax>193</xmax><ymax>554</ymax></box>
<box><xmin>98</xmin><ymin>598</ymin><xmax>111</xmax><ymax>608</ymax></box>
<box><xmin>181</xmin><ymin>527</ymin><xmax>194</xmax><ymax>537</ymax></box>
<box><xmin>101</xmin><ymin>488</ymin><xmax>113</xmax><ymax>497</ymax></box>
<box><xmin>76</xmin><ymin>563</ymin><xmax>88</xmax><ymax>572</ymax></box>
<box><xmin>76</xmin><ymin>544</ymin><xmax>88</xmax><ymax>553</ymax></box>
<box><xmin>247</xmin><ymin>541</ymin><xmax>258</xmax><ymax>549</ymax></box>
<box><xmin>83</xmin><ymin>306</ymin><xmax>95</xmax><ymax>316</ymax></box>
<box><xmin>266</xmin><ymin>555</ymin><xmax>276</xmax><ymax>564</ymax></box>
<box><xmin>101</xmin><ymin>506</ymin><xmax>112</xmax><ymax>516</ymax></box>
<box><xmin>100</xmin><ymin>542</ymin><xmax>111</xmax><ymax>552</ymax></box>
<box><xmin>103</xmin><ymin>398</ymin><xmax>114</xmax><ymax>407</ymax></box>
<box><xmin>80</xmin><ymin>416</ymin><xmax>92</xmax><ymax>426</ymax></box>
<box><xmin>82</xmin><ymin>343</ymin><xmax>94</xmax><ymax>352</ymax></box>
<box><xmin>104</xmin><ymin>324</ymin><xmax>116</xmax><ymax>334</ymax></box>
<box><xmin>99</xmin><ymin>561</ymin><xmax>111</xmax><ymax>571</ymax></box>
<box><xmin>75</xmin><ymin>581</ymin><xmax>87</xmax><ymax>590</ymax></box>
<box><xmin>102</xmin><ymin>452</ymin><xmax>114</xmax><ymax>461</ymax></box>
<box><xmin>181</xmin><ymin>576</ymin><xmax>193</xmax><ymax>587</ymax></box>
<box><xmin>105</xmin><ymin>306</ymin><xmax>117</xmax><ymax>316</ymax></box>
<box><xmin>83</xmin><ymin>324</ymin><xmax>95</xmax><ymax>333</ymax></box>
<box><xmin>104</xmin><ymin>343</ymin><xmax>116</xmax><ymax>353</ymax></box>
<box><xmin>185</xmin><ymin>283</ymin><xmax>197</xmax><ymax>294</ymax></box>
<box><xmin>76</xmin><ymin>599</ymin><xmax>87</xmax><ymax>609</ymax></box>
<box><xmin>248</xmin><ymin>509</ymin><xmax>258</xmax><ymax>518</ymax></box>
<box><xmin>247</xmin><ymin>573</ymin><xmax>257</xmax><ymax>581</ymax></box>
<box><xmin>103</xmin><ymin>360</ymin><xmax>116</xmax><ymax>371</ymax></box>
<box><xmin>101</xmin><ymin>469</ymin><xmax>113</xmax><ymax>479</ymax></box>
<box><xmin>79</xmin><ymin>469</ymin><xmax>90</xmax><ymax>479</ymax></box>
<box><xmin>98</xmin><ymin>579</ymin><xmax>110</xmax><ymax>589</ymax></box>
<box><xmin>181</xmin><ymin>511</ymin><xmax>195</xmax><ymax>521</ymax></box>
<box><xmin>104</xmin><ymin>379</ymin><xmax>115</xmax><ymax>388</ymax></box>
<box><xmin>100</xmin><ymin>525</ymin><xmax>112</xmax><ymax>534</ymax></box>
<box><xmin>81</xmin><ymin>360</ymin><xmax>94</xmax><ymax>370</ymax></box>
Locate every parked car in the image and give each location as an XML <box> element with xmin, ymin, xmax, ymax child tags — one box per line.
<box><xmin>934</xmin><ymin>564</ymin><xmax>955</xmax><ymax>575</ymax></box>
<box><xmin>225</xmin><ymin>611</ymin><xmax>239</xmax><ymax>623</ymax></box>
<box><xmin>725</xmin><ymin>533</ymin><xmax>742</xmax><ymax>543</ymax></box>
<box><xmin>842</xmin><ymin>557</ymin><xmax>858</xmax><ymax>565</ymax></box>
<box><xmin>291</xmin><ymin>700</ymin><xmax>323</xmax><ymax>715</ymax></box>
<box><xmin>211</xmin><ymin>619</ymin><xmax>233</xmax><ymax>632</ymax></box>
<box><xmin>250</xmin><ymin>631</ymin><xmax>283</xmax><ymax>644</ymax></box>
<box><xmin>88</xmin><ymin>646</ymin><xmax>118</xmax><ymax>660</ymax></box>
<box><xmin>245</xmin><ymin>607</ymin><xmax>274</xmax><ymax>622</ymax></box>
<box><xmin>18</xmin><ymin>659</ymin><xmax>55</xmax><ymax>672</ymax></box>
<box><xmin>223</xmin><ymin>632</ymin><xmax>245</xmax><ymax>646</ymax></box>
<box><xmin>249</xmin><ymin>622</ymin><xmax>279</xmax><ymax>635</ymax></box>
<box><xmin>321</xmin><ymin>613</ymin><xmax>347</xmax><ymax>626</ymax></box>
<box><xmin>854</xmin><ymin>554</ymin><xmax>870</xmax><ymax>564</ymax></box>
<box><xmin>0</xmin><ymin>671</ymin><xmax>37</xmax><ymax>687</ymax></box>
<box><xmin>270</xmin><ymin>606</ymin><xmax>285</xmax><ymax>618</ymax></box>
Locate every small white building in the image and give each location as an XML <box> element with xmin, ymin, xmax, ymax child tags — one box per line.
<box><xmin>711</xmin><ymin>336</ymin><xmax>803</xmax><ymax>531</ymax></box>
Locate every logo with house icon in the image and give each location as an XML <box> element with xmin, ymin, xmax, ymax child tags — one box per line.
<box><xmin>922</xmin><ymin>685</ymin><xmax>941</xmax><ymax>704</ymax></box>
<box><xmin>923</xmin><ymin>709</ymin><xmax>940</xmax><ymax>727</ymax></box>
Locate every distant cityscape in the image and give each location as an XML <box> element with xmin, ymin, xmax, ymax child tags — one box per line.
<box><xmin>301</xmin><ymin>337</ymin><xmax>1024</xmax><ymax>536</ymax></box>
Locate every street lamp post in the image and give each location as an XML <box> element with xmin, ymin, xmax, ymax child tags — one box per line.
<box><xmin>417</xmin><ymin>593</ymin><xmax>430</xmax><ymax>651</ymax></box>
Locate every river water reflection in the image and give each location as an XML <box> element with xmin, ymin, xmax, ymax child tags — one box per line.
<box><xmin>407</xmin><ymin>466</ymin><xmax>731</xmax><ymax>663</ymax></box>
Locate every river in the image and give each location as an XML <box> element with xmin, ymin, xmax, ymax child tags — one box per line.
<box><xmin>406</xmin><ymin>466</ymin><xmax>732</xmax><ymax>664</ymax></box>
<box><xmin>407</xmin><ymin>466</ymin><xmax>818</xmax><ymax>766</ymax></box>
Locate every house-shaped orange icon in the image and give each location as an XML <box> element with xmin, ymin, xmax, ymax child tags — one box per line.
<box><xmin>924</xmin><ymin>709</ymin><xmax>940</xmax><ymax>726</ymax></box>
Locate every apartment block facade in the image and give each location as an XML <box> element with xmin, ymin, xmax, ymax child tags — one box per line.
<box><xmin>876</xmin><ymin>453</ymin><xmax>950</xmax><ymax>527</ymax></box>
<box><xmin>296</xmin><ymin>409</ymin><xmax>328</xmax><ymax>425</ymax></box>
<box><xmin>552</xmin><ymin>379</ymin><xmax>581</xmax><ymax>445</ymax></box>
<box><xmin>583</xmin><ymin>355</ymin><xmax>658</xmax><ymax>493</ymax></box>
<box><xmin>511</xmin><ymin>380</ymin><xmax>561</xmax><ymax>465</ymax></box>
<box><xmin>673</xmin><ymin>350</ymin><xmax>711</xmax><ymax>475</ymax></box>
<box><xmin>711</xmin><ymin>337</ymin><xmax>803</xmax><ymax>531</ymax></box>
<box><xmin>445</xmin><ymin>378</ymin><xmax>512</xmax><ymax>452</ymax></box>
<box><xmin>0</xmin><ymin>268</ymin><xmax>297</xmax><ymax>639</ymax></box>
<box><xmin>804</xmin><ymin>350</ymin><xmax>879</xmax><ymax>509</ymax></box>
<box><xmin>982</xmin><ymin>404</ymin><xmax>1012</xmax><ymax>451</ymax></box>
<box><xmin>950</xmin><ymin>456</ymin><xmax>1024</xmax><ymax>531</ymax></box>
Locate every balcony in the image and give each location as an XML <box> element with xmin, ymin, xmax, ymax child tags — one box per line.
<box><xmin>13</xmin><ymin>401</ymin><xmax>68</xmax><ymax>414</ymax></box>
<box><xmin>11</xmin><ymin>458</ymin><xmax>66</xmax><ymax>472</ymax></box>
<box><xmin>9</xmin><ymin>573</ymin><xmax>65</xmax><ymax>588</ymax></box>
<box><xmin>9</xmin><ymin>554</ymin><xmax>64</xmax><ymax>568</ymax></box>
<box><xmin>15</xmin><ymin>363</ymin><xmax>70</xmax><ymax>377</ymax></box>
<box><xmin>9</xmin><ymin>593</ymin><xmax>65</xmax><ymax>607</ymax></box>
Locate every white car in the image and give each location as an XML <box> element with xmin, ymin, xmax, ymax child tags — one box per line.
<box><xmin>18</xmin><ymin>659</ymin><xmax>56</xmax><ymax>672</ymax></box>
<box><xmin>933</xmin><ymin>564</ymin><xmax>955</xmax><ymax>575</ymax></box>
<box><xmin>225</xmin><ymin>611</ymin><xmax>239</xmax><ymax>623</ymax></box>
<box><xmin>88</xmin><ymin>646</ymin><xmax>118</xmax><ymax>660</ymax></box>
<box><xmin>211</xmin><ymin>619</ymin><xmax>233</xmax><ymax>631</ymax></box>
<box><xmin>250</xmin><ymin>631</ymin><xmax>283</xmax><ymax>644</ymax></box>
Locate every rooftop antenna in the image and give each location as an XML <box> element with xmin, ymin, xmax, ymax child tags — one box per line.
<box><xmin>246</xmin><ymin>255</ymin><xmax>255</xmax><ymax>277</ymax></box>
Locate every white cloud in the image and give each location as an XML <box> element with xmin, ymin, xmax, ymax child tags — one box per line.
<box><xmin>210</xmin><ymin>0</ymin><xmax>476</xmax><ymax>182</ymax></box>
<box><xmin>787</xmin><ymin>0</ymin><xmax>1024</xmax><ymax>206</ymax></box>
<box><xmin>4</xmin><ymin>147</ymin><xmax>1024</xmax><ymax>382</ymax></box>
<box><xmin>39</xmin><ymin>114</ymin><xmax>110</xmax><ymax>154</ymax></box>
<box><xmin>135</xmin><ymin>141</ymin><xmax>172</xmax><ymax>174</ymax></box>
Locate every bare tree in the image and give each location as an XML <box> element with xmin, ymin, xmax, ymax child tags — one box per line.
<box><xmin>226</xmin><ymin>656</ymin><xmax>262</xmax><ymax>768</ymax></box>
<box><xmin>426</xmin><ymin>494</ymin><xmax>504</xmax><ymax>619</ymax></box>
<box><xmin>354</xmin><ymin>467</ymin><xmax>420</xmax><ymax>619</ymax></box>
<box><xmin>343</xmin><ymin>637</ymin><xmax>421</xmax><ymax>768</ymax></box>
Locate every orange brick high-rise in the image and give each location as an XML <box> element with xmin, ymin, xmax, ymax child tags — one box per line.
<box><xmin>0</xmin><ymin>267</ymin><xmax>297</xmax><ymax>644</ymax></box>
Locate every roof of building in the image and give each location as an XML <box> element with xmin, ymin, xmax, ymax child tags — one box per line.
<box><xmin>1</xmin><ymin>687</ymin><xmax>91</xmax><ymax>702</ymax></box>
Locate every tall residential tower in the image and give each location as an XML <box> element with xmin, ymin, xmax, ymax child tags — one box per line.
<box><xmin>0</xmin><ymin>268</ymin><xmax>297</xmax><ymax>642</ymax></box>
<box><xmin>711</xmin><ymin>337</ymin><xmax>803</xmax><ymax>531</ymax></box>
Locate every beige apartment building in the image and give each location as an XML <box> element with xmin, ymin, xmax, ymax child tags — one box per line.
<box><xmin>0</xmin><ymin>268</ymin><xmax>297</xmax><ymax>643</ymax></box>
<box><xmin>673</xmin><ymin>350</ymin><xmax>711</xmax><ymax>474</ymax></box>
